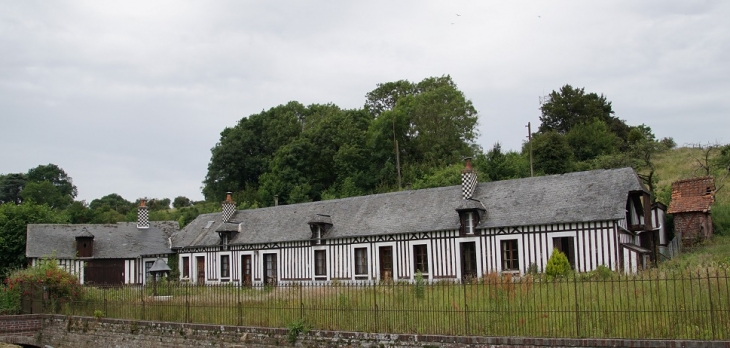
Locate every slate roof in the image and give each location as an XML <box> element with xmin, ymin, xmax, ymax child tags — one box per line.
<box><xmin>173</xmin><ymin>167</ymin><xmax>644</xmax><ymax>248</ymax></box>
<box><xmin>667</xmin><ymin>177</ymin><xmax>715</xmax><ymax>214</ymax></box>
<box><xmin>26</xmin><ymin>221</ymin><xmax>179</xmax><ymax>259</ymax></box>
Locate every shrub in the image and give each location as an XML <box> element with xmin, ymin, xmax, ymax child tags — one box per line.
<box><xmin>545</xmin><ymin>249</ymin><xmax>571</xmax><ymax>278</ymax></box>
<box><xmin>414</xmin><ymin>271</ymin><xmax>425</xmax><ymax>299</ymax></box>
<box><xmin>0</xmin><ymin>285</ymin><xmax>20</xmax><ymax>314</ymax></box>
<box><xmin>4</xmin><ymin>258</ymin><xmax>83</xmax><ymax>309</ymax></box>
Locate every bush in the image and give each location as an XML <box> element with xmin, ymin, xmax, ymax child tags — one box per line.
<box><xmin>545</xmin><ymin>249</ymin><xmax>571</xmax><ymax>278</ymax></box>
<box><xmin>4</xmin><ymin>258</ymin><xmax>83</xmax><ymax>309</ymax></box>
<box><xmin>0</xmin><ymin>285</ymin><xmax>20</xmax><ymax>314</ymax></box>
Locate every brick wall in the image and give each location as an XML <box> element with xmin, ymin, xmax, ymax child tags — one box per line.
<box><xmin>676</xmin><ymin>212</ymin><xmax>713</xmax><ymax>245</ymax></box>
<box><xmin>1</xmin><ymin>314</ymin><xmax>729</xmax><ymax>348</ymax></box>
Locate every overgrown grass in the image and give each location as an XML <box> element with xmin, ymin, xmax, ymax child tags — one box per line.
<box><xmin>37</xmin><ymin>270</ymin><xmax>730</xmax><ymax>340</ymax></box>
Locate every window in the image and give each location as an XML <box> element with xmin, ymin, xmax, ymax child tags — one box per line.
<box><xmin>354</xmin><ymin>248</ymin><xmax>368</xmax><ymax>276</ymax></box>
<box><xmin>145</xmin><ymin>261</ymin><xmax>154</xmax><ymax>281</ymax></box>
<box><xmin>220</xmin><ymin>255</ymin><xmax>230</xmax><ymax>279</ymax></box>
<box><xmin>312</xmin><ymin>225</ymin><xmax>325</xmax><ymax>245</ymax></box>
<box><xmin>182</xmin><ymin>257</ymin><xmax>190</xmax><ymax>278</ymax></box>
<box><xmin>465</xmin><ymin>212</ymin><xmax>474</xmax><ymax>234</ymax></box>
<box><xmin>501</xmin><ymin>240</ymin><xmax>519</xmax><ymax>271</ymax></box>
<box><xmin>314</xmin><ymin>250</ymin><xmax>327</xmax><ymax>278</ymax></box>
<box><xmin>413</xmin><ymin>244</ymin><xmax>428</xmax><ymax>274</ymax></box>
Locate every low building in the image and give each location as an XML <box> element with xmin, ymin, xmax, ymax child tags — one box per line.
<box><xmin>667</xmin><ymin>176</ymin><xmax>715</xmax><ymax>246</ymax></box>
<box><xmin>173</xmin><ymin>163</ymin><xmax>668</xmax><ymax>285</ymax></box>
<box><xmin>25</xmin><ymin>201</ymin><xmax>179</xmax><ymax>285</ymax></box>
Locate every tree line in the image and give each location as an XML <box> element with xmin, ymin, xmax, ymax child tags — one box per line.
<box><xmin>203</xmin><ymin>80</ymin><xmax>679</xmax><ymax>208</ymax></box>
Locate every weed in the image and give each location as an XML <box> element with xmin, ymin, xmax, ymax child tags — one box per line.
<box><xmin>286</xmin><ymin>317</ymin><xmax>311</xmax><ymax>344</ymax></box>
<box><xmin>93</xmin><ymin>309</ymin><xmax>104</xmax><ymax>319</ymax></box>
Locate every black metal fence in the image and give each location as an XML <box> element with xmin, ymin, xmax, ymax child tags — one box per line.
<box><xmin>28</xmin><ymin>268</ymin><xmax>730</xmax><ymax>340</ymax></box>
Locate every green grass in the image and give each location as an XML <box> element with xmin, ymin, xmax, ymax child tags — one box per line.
<box><xmin>41</xmin><ymin>271</ymin><xmax>730</xmax><ymax>340</ymax></box>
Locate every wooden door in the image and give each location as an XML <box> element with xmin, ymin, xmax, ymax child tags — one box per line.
<box><xmin>241</xmin><ymin>255</ymin><xmax>252</xmax><ymax>286</ymax></box>
<box><xmin>460</xmin><ymin>242</ymin><xmax>477</xmax><ymax>281</ymax></box>
<box><xmin>85</xmin><ymin>259</ymin><xmax>124</xmax><ymax>285</ymax></box>
<box><xmin>378</xmin><ymin>246</ymin><xmax>393</xmax><ymax>281</ymax></box>
<box><xmin>196</xmin><ymin>256</ymin><xmax>205</xmax><ymax>284</ymax></box>
<box><xmin>263</xmin><ymin>253</ymin><xmax>277</xmax><ymax>285</ymax></box>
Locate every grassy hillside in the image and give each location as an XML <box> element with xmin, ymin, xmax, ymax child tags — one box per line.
<box><xmin>651</xmin><ymin>146</ymin><xmax>730</xmax><ymax>268</ymax></box>
<box><xmin>651</xmin><ymin>146</ymin><xmax>729</xmax><ymax>205</ymax></box>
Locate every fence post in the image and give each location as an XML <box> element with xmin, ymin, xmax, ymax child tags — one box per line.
<box><xmin>462</xmin><ymin>280</ymin><xmax>469</xmax><ymax>336</ymax></box>
<box><xmin>238</xmin><ymin>282</ymin><xmax>242</xmax><ymax>326</ymax></box>
<box><xmin>299</xmin><ymin>283</ymin><xmax>303</xmax><ymax>319</ymax></box>
<box><xmin>573</xmin><ymin>276</ymin><xmax>580</xmax><ymax>338</ymax></box>
<box><xmin>373</xmin><ymin>282</ymin><xmax>378</xmax><ymax>333</ymax></box>
<box><xmin>185</xmin><ymin>282</ymin><xmax>190</xmax><ymax>323</ymax></box>
<box><xmin>103</xmin><ymin>287</ymin><xmax>108</xmax><ymax>317</ymax></box>
<box><xmin>706</xmin><ymin>269</ymin><xmax>715</xmax><ymax>340</ymax></box>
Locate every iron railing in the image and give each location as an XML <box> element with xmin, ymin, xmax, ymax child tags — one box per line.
<box><xmin>26</xmin><ymin>268</ymin><xmax>730</xmax><ymax>340</ymax></box>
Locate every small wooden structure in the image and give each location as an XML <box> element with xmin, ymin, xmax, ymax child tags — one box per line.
<box><xmin>668</xmin><ymin>177</ymin><xmax>715</xmax><ymax>246</ymax></box>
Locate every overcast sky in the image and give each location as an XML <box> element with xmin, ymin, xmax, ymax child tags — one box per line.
<box><xmin>1</xmin><ymin>1</ymin><xmax>728</xmax><ymax>203</ymax></box>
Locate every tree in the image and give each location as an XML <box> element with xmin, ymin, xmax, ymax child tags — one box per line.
<box><xmin>203</xmin><ymin>101</ymin><xmax>305</xmax><ymax>201</ymax></box>
<box><xmin>530</xmin><ymin>131</ymin><xmax>574</xmax><ymax>175</ymax></box>
<box><xmin>172</xmin><ymin>196</ymin><xmax>192</xmax><ymax>209</ymax></box>
<box><xmin>19</xmin><ymin>181</ymin><xmax>73</xmax><ymax>209</ymax></box>
<box><xmin>0</xmin><ymin>202</ymin><xmax>66</xmax><ymax>277</ymax></box>
<box><xmin>26</xmin><ymin>164</ymin><xmax>78</xmax><ymax>199</ymax></box>
<box><xmin>0</xmin><ymin>174</ymin><xmax>26</xmax><ymax>205</ymax></box>
<box><xmin>364</xmin><ymin>80</ymin><xmax>416</xmax><ymax>118</ymax></box>
<box><xmin>89</xmin><ymin>193</ymin><xmax>135</xmax><ymax>223</ymax></box>
<box><xmin>539</xmin><ymin>85</ymin><xmax>630</xmax><ymax>145</ymax></box>
<box><xmin>564</xmin><ymin>119</ymin><xmax>618</xmax><ymax>162</ymax></box>
<box><xmin>476</xmin><ymin>143</ymin><xmax>530</xmax><ymax>181</ymax></box>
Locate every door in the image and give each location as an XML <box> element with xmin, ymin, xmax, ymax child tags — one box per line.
<box><xmin>553</xmin><ymin>237</ymin><xmax>576</xmax><ymax>269</ymax></box>
<box><xmin>84</xmin><ymin>259</ymin><xmax>125</xmax><ymax>285</ymax></box>
<box><xmin>241</xmin><ymin>255</ymin><xmax>252</xmax><ymax>286</ymax></box>
<box><xmin>460</xmin><ymin>242</ymin><xmax>477</xmax><ymax>281</ymax></box>
<box><xmin>379</xmin><ymin>246</ymin><xmax>393</xmax><ymax>281</ymax></box>
<box><xmin>263</xmin><ymin>253</ymin><xmax>277</xmax><ymax>285</ymax></box>
<box><xmin>196</xmin><ymin>256</ymin><xmax>205</xmax><ymax>284</ymax></box>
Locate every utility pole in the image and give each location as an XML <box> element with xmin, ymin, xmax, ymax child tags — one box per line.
<box><xmin>526</xmin><ymin>122</ymin><xmax>533</xmax><ymax>177</ymax></box>
<box><xmin>393</xmin><ymin>118</ymin><xmax>402</xmax><ymax>190</ymax></box>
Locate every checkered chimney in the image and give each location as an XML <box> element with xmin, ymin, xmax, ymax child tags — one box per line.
<box><xmin>221</xmin><ymin>192</ymin><xmax>236</xmax><ymax>223</ymax></box>
<box><xmin>461</xmin><ymin>158</ymin><xmax>478</xmax><ymax>200</ymax></box>
<box><xmin>137</xmin><ymin>198</ymin><xmax>149</xmax><ymax>229</ymax></box>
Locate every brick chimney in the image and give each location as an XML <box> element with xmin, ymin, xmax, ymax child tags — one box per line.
<box><xmin>461</xmin><ymin>157</ymin><xmax>478</xmax><ymax>200</ymax></box>
<box><xmin>221</xmin><ymin>192</ymin><xmax>236</xmax><ymax>222</ymax></box>
<box><xmin>137</xmin><ymin>198</ymin><xmax>149</xmax><ymax>229</ymax></box>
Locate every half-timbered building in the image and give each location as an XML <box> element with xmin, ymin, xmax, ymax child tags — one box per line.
<box><xmin>173</xmin><ymin>163</ymin><xmax>668</xmax><ymax>285</ymax></box>
<box><xmin>26</xmin><ymin>201</ymin><xmax>179</xmax><ymax>285</ymax></box>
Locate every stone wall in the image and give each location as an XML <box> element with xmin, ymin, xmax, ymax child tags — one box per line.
<box><xmin>1</xmin><ymin>314</ymin><xmax>729</xmax><ymax>348</ymax></box>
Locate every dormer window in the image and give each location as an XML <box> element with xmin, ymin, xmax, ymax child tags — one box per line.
<box><xmin>308</xmin><ymin>214</ymin><xmax>333</xmax><ymax>246</ymax></box>
<box><xmin>456</xmin><ymin>199</ymin><xmax>485</xmax><ymax>236</ymax></box>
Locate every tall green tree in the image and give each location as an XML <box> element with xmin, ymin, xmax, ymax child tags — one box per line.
<box><xmin>0</xmin><ymin>202</ymin><xmax>66</xmax><ymax>277</ymax></box>
<box><xmin>0</xmin><ymin>173</ymin><xmax>26</xmax><ymax>205</ymax></box>
<box><xmin>565</xmin><ymin>119</ymin><xmax>618</xmax><ymax>162</ymax></box>
<box><xmin>531</xmin><ymin>131</ymin><xmax>574</xmax><ymax>175</ymax></box>
<box><xmin>539</xmin><ymin>85</ymin><xmax>630</xmax><ymax>145</ymax></box>
<box><xmin>203</xmin><ymin>101</ymin><xmax>305</xmax><ymax>201</ymax></box>
<box><xmin>19</xmin><ymin>181</ymin><xmax>73</xmax><ymax>209</ymax></box>
<box><xmin>26</xmin><ymin>164</ymin><xmax>78</xmax><ymax>199</ymax></box>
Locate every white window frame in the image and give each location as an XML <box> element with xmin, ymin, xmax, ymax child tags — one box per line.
<box><xmin>312</xmin><ymin>246</ymin><xmax>328</xmax><ymax>281</ymax></box>
<box><xmin>465</xmin><ymin>212</ymin><xmax>475</xmax><ymax>235</ymax></box>
<box><xmin>409</xmin><ymin>241</ymin><xmax>431</xmax><ymax>280</ymax></box>
<box><xmin>259</xmin><ymin>250</ymin><xmax>280</xmax><ymax>285</ymax></box>
<box><xmin>351</xmin><ymin>244</ymin><xmax>371</xmax><ymax>279</ymax></box>
<box><xmin>219</xmin><ymin>252</ymin><xmax>232</xmax><ymax>281</ymax></box>
<box><xmin>495</xmin><ymin>235</ymin><xmax>522</xmax><ymax>274</ymax></box>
